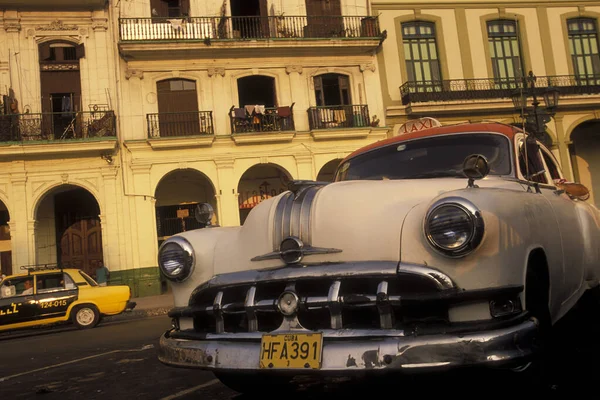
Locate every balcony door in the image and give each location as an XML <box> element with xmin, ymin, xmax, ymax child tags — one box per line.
<box><xmin>487</xmin><ymin>20</ymin><xmax>524</xmax><ymax>88</ymax></box>
<box><xmin>568</xmin><ymin>18</ymin><xmax>600</xmax><ymax>85</ymax></box>
<box><xmin>401</xmin><ymin>21</ymin><xmax>442</xmax><ymax>93</ymax></box>
<box><xmin>230</xmin><ymin>0</ymin><xmax>269</xmax><ymax>38</ymax></box>
<box><xmin>305</xmin><ymin>0</ymin><xmax>343</xmax><ymax>38</ymax></box>
<box><xmin>156</xmin><ymin>79</ymin><xmax>200</xmax><ymax>137</ymax></box>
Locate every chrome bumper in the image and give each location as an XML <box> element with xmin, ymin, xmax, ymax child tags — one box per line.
<box><xmin>158</xmin><ymin>318</ymin><xmax>538</xmax><ymax>373</ymax></box>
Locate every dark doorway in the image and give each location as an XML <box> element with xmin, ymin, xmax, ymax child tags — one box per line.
<box><xmin>314</xmin><ymin>74</ymin><xmax>351</xmax><ymax>106</ymax></box>
<box><xmin>39</xmin><ymin>42</ymin><xmax>83</xmax><ymax>139</ymax></box>
<box><xmin>53</xmin><ymin>188</ymin><xmax>102</xmax><ymax>277</ymax></box>
<box><xmin>305</xmin><ymin>0</ymin><xmax>343</xmax><ymax>37</ymax></box>
<box><xmin>230</xmin><ymin>0</ymin><xmax>269</xmax><ymax>38</ymax></box>
<box><xmin>238</xmin><ymin>76</ymin><xmax>276</xmax><ymax>107</ymax></box>
<box><xmin>150</xmin><ymin>0</ymin><xmax>190</xmax><ymax>18</ymax></box>
<box><xmin>237</xmin><ymin>164</ymin><xmax>291</xmax><ymax>225</ymax></box>
<box><xmin>156</xmin><ymin>79</ymin><xmax>200</xmax><ymax>137</ymax></box>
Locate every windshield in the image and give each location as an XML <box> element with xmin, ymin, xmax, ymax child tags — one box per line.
<box><xmin>335</xmin><ymin>133</ymin><xmax>512</xmax><ymax>181</ymax></box>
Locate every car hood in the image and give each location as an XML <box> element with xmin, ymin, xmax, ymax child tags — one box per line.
<box><xmin>212</xmin><ymin>178</ymin><xmax>484</xmax><ymax>274</ymax></box>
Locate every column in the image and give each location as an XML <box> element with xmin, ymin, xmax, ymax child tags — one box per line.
<box><xmin>124</xmin><ymin>69</ymin><xmax>145</xmax><ymax>140</ymax></box>
<box><xmin>215</xmin><ymin>159</ymin><xmax>240</xmax><ymax>227</ymax></box>
<box><xmin>101</xmin><ymin>167</ymin><xmax>121</xmax><ymax>272</ymax></box>
<box><xmin>208</xmin><ymin>68</ymin><xmax>229</xmax><ymax>135</ymax></box>
<box><xmin>285</xmin><ymin>66</ymin><xmax>309</xmax><ymax>131</ymax></box>
<box><xmin>295</xmin><ymin>155</ymin><xmax>314</xmax><ymax>180</ymax></box>
<box><xmin>130</xmin><ymin>164</ymin><xmax>156</xmax><ymax>268</ymax></box>
<box><xmin>360</xmin><ymin>63</ymin><xmax>384</xmax><ymax>127</ymax></box>
<box><xmin>9</xmin><ymin>172</ymin><xmax>30</xmax><ymax>270</ymax></box>
<box><xmin>552</xmin><ymin>115</ymin><xmax>574</xmax><ymax>182</ymax></box>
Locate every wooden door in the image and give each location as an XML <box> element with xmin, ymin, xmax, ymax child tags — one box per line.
<box><xmin>305</xmin><ymin>0</ymin><xmax>343</xmax><ymax>38</ymax></box>
<box><xmin>0</xmin><ymin>251</ymin><xmax>11</xmax><ymax>276</ymax></box>
<box><xmin>60</xmin><ymin>219</ymin><xmax>102</xmax><ymax>277</ymax></box>
<box><xmin>157</xmin><ymin>79</ymin><xmax>200</xmax><ymax>137</ymax></box>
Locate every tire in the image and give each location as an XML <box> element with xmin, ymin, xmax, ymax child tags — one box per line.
<box><xmin>71</xmin><ymin>305</ymin><xmax>100</xmax><ymax>329</ymax></box>
<box><xmin>510</xmin><ymin>261</ymin><xmax>552</xmax><ymax>387</ymax></box>
<box><xmin>214</xmin><ymin>372</ymin><xmax>294</xmax><ymax>395</ymax></box>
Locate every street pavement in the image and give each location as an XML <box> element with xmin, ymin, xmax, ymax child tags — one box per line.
<box><xmin>0</xmin><ymin>291</ymin><xmax>599</xmax><ymax>399</ymax></box>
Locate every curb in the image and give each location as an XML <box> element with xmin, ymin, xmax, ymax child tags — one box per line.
<box><xmin>102</xmin><ymin>307</ymin><xmax>172</xmax><ymax>323</ymax></box>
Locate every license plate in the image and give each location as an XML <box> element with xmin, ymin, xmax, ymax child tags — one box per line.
<box><xmin>259</xmin><ymin>332</ymin><xmax>323</xmax><ymax>369</ymax></box>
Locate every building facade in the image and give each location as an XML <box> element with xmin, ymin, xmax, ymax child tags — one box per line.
<box><xmin>0</xmin><ymin>0</ymin><xmax>389</xmax><ymax>296</ymax></box>
<box><xmin>373</xmin><ymin>0</ymin><xmax>600</xmax><ymax>208</ymax></box>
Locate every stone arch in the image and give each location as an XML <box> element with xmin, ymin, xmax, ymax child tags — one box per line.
<box><xmin>34</xmin><ymin>184</ymin><xmax>103</xmax><ymax>276</ymax></box>
<box><xmin>154</xmin><ymin>168</ymin><xmax>218</xmax><ymax>243</ymax></box>
<box><xmin>565</xmin><ymin>113</ymin><xmax>599</xmax><ymax>142</ymax></box>
<box><xmin>316</xmin><ymin>158</ymin><xmax>344</xmax><ymax>182</ymax></box>
<box><xmin>32</xmin><ymin>181</ymin><xmax>102</xmax><ymax>220</ymax></box>
<box><xmin>568</xmin><ymin>119</ymin><xmax>600</xmax><ymax>208</ymax></box>
<box><xmin>236</xmin><ymin>163</ymin><xmax>292</xmax><ymax>225</ymax></box>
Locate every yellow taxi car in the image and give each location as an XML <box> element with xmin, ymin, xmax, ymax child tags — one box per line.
<box><xmin>0</xmin><ymin>264</ymin><xmax>136</xmax><ymax>332</ymax></box>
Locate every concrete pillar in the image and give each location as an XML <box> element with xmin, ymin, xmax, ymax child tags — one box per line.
<box><xmin>9</xmin><ymin>172</ymin><xmax>29</xmax><ymax>272</ymax></box>
<box><xmin>285</xmin><ymin>66</ymin><xmax>309</xmax><ymax>131</ymax></box>
<box><xmin>100</xmin><ymin>167</ymin><xmax>121</xmax><ymax>271</ymax></box>
<box><xmin>553</xmin><ymin>115</ymin><xmax>574</xmax><ymax>181</ymax></box>
<box><xmin>360</xmin><ymin>63</ymin><xmax>384</xmax><ymax>127</ymax></box>
<box><xmin>130</xmin><ymin>164</ymin><xmax>156</xmax><ymax>268</ymax></box>
<box><xmin>215</xmin><ymin>159</ymin><xmax>240</xmax><ymax>227</ymax></box>
<box><xmin>208</xmin><ymin>68</ymin><xmax>229</xmax><ymax>135</ymax></box>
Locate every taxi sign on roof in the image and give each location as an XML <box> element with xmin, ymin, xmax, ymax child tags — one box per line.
<box><xmin>397</xmin><ymin>117</ymin><xmax>442</xmax><ymax>135</ymax></box>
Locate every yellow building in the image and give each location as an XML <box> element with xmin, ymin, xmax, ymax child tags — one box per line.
<box><xmin>0</xmin><ymin>0</ymin><xmax>389</xmax><ymax>296</ymax></box>
<box><xmin>373</xmin><ymin>0</ymin><xmax>600</xmax><ymax>208</ymax></box>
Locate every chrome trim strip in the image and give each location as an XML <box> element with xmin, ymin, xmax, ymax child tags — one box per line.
<box><xmin>250</xmin><ymin>245</ymin><xmax>342</xmax><ymax>262</ymax></box>
<box><xmin>193</xmin><ymin>262</ymin><xmax>456</xmax><ymax>294</ymax></box>
<box><xmin>300</xmin><ymin>185</ymin><xmax>321</xmax><ymax>244</ymax></box>
<box><xmin>273</xmin><ymin>191</ymin><xmax>293</xmax><ymax>250</ymax></box>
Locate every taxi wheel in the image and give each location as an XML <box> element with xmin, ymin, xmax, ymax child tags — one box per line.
<box><xmin>214</xmin><ymin>372</ymin><xmax>294</xmax><ymax>395</ymax></box>
<box><xmin>72</xmin><ymin>305</ymin><xmax>100</xmax><ymax>329</ymax></box>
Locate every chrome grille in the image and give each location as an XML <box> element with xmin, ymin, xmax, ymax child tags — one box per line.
<box><xmin>188</xmin><ymin>272</ymin><xmax>446</xmax><ymax>334</ymax></box>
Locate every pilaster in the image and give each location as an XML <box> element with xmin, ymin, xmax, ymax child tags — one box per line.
<box><xmin>294</xmin><ymin>154</ymin><xmax>314</xmax><ymax>180</ymax></box>
<box><xmin>553</xmin><ymin>115</ymin><xmax>574</xmax><ymax>181</ymax></box>
<box><xmin>215</xmin><ymin>159</ymin><xmax>240</xmax><ymax>227</ymax></box>
<box><xmin>10</xmin><ymin>172</ymin><xmax>29</xmax><ymax>270</ymax></box>
<box><xmin>286</xmin><ymin>65</ymin><xmax>309</xmax><ymax>131</ymax></box>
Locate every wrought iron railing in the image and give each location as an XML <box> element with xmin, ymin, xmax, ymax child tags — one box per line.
<box><xmin>119</xmin><ymin>15</ymin><xmax>381</xmax><ymax>41</ymax></box>
<box><xmin>400</xmin><ymin>74</ymin><xmax>600</xmax><ymax>105</ymax></box>
<box><xmin>0</xmin><ymin>111</ymin><xmax>116</xmax><ymax>142</ymax></box>
<box><xmin>147</xmin><ymin>111</ymin><xmax>213</xmax><ymax>138</ymax></box>
<box><xmin>229</xmin><ymin>104</ymin><xmax>295</xmax><ymax>134</ymax></box>
<box><xmin>308</xmin><ymin>105</ymin><xmax>370</xmax><ymax>130</ymax></box>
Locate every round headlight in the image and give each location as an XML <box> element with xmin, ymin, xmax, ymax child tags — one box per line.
<box><xmin>158</xmin><ymin>237</ymin><xmax>195</xmax><ymax>282</ymax></box>
<box><xmin>424</xmin><ymin>197</ymin><xmax>484</xmax><ymax>257</ymax></box>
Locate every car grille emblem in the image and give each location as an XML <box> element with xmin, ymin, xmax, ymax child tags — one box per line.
<box><xmin>279</xmin><ymin>237</ymin><xmax>304</xmax><ymax>264</ymax></box>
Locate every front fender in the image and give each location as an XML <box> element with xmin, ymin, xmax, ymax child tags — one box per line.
<box><xmin>400</xmin><ymin>188</ymin><xmax>563</xmax><ymax>314</ymax></box>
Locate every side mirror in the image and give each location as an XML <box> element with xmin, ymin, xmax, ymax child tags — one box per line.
<box><xmin>556</xmin><ymin>181</ymin><xmax>590</xmax><ymax>201</ymax></box>
<box><xmin>463</xmin><ymin>154</ymin><xmax>490</xmax><ymax>188</ymax></box>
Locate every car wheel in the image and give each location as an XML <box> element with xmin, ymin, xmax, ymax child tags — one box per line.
<box><xmin>72</xmin><ymin>305</ymin><xmax>100</xmax><ymax>329</ymax></box>
<box><xmin>214</xmin><ymin>372</ymin><xmax>294</xmax><ymax>395</ymax></box>
<box><xmin>510</xmin><ymin>261</ymin><xmax>551</xmax><ymax>386</ymax></box>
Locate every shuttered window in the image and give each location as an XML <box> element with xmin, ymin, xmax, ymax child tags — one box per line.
<box><xmin>487</xmin><ymin>20</ymin><xmax>523</xmax><ymax>88</ymax></box>
<box><xmin>401</xmin><ymin>21</ymin><xmax>442</xmax><ymax>92</ymax></box>
<box><xmin>568</xmin><ymin>18</ymin><xmax>600</xmax><ymax>85</ymax></box>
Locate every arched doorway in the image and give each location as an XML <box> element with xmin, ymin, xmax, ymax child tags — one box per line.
<box><xmin>0</xmin><ymin>200</ymin><xmax>11</xmax><ymax>276</ymax></box>
<box><xmin>317</xmin><ymin>158</ymin><xmax>343</xmax><ymax>182</ymax></box>
<box><xmin>154</xmin><ymin>169</ymin><xmax>217</xmax><ymax>247</ymax></box>
<box><xmin>237</xmin><ymin>164</ymin><xmax>291</xmax><ymax>225</ymax></box>
<box><xmin>570</xmin><ymin>120</ymin><xmax>600</xmax><ymax>208</ymax></box>
<box><xmin>35</xmin><ymin>185</ymin><xmax>102</xmax><ymax>277</ymax></box>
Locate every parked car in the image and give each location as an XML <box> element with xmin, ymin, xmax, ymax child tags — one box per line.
<box><xmin>157</xmin><ymin>121</ymin><xmax>600</xmax><ymax>393</ymax></box>
<box><xmin>0</xmin><ymin>264</ymin><xmax>136</xmax><ymax>332</ymax></box>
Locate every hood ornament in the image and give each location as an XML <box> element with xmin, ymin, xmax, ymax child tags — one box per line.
<box><xmin>251</xmin><ymin>236</ymin><xmax>342</xmax><ymax>264</ymax></box>
<box><xmin>462</xmin><ymin>154</ymin><xmax>490</xmax><ymax>188</ymax></box>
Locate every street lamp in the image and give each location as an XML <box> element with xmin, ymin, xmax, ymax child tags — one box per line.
<box><xmin>511</xmin><ymin>70</ymin><xmax>560</xmax><ymax>144</ymax></box>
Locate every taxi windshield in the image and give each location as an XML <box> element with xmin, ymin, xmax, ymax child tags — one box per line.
<box><xmin>335</xmin><ymin>133</ymin><xmax>512</xmax><ymax>181</ymax></box>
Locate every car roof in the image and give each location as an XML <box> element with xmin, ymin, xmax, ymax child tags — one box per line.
<box><xmin>341</xmin><ymin>122</ymin><xmax>523</xmax><ymax>165</ymax></box>
<box><xmin>3</xmin><ymin>268</ymin><xmax>81</xmax><ymax>280</ymax></box>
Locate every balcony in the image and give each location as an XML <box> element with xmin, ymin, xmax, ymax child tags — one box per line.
<box><xmin>400</xmin><ymin>75</ymin><xmax>600</xmax><ymax>105</ymax></box>
<box><xmin>0</xmin><ymin>0</ymin><xmax>106</xmax><ymax>8</ymax></box>
<box><xmin>118</xmin><ymin>15</ymin><xmax>382</xmax><ymax>59</ymax></box>
<box><xmin>0</xmin><ymin>110</ymin><xmax>116</xmax><ymax>156</ymax></box>
<box><xmin>229</xmin><ymin>105</ymin><xmax>295</xmax><ymax>144</ymax></box>
<box><xmin>146</xmin><ymin>111</ymin><xmax>214</xmax><ymax>149</ymax></box>
<box><xmin>308</xmin><ymin>105</ymin><xmax>371</xmax><ymax>139</ymax></box>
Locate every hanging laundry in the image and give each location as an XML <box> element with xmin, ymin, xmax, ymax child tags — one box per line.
<box><xmin>167</xmin><ymin>19</ymin><xmax>185</xmax><ymax>31</ymax></box>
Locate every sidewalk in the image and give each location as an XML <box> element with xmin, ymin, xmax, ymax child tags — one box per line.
<box><xmin>105</xmin><ymin>293</ymin><xmax>174</xmax><ymax>322</ymax></box>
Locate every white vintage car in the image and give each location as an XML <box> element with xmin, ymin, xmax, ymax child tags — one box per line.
<box><xmin>157</xmin><ymin>121</ymin><xmax>600</xmax><ymax>393</ymax></box>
